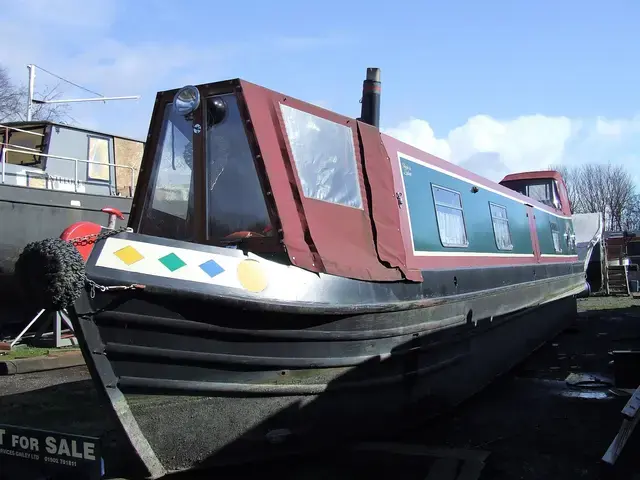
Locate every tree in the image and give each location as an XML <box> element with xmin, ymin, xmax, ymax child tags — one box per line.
<box><xmin>622</xmin><ymin>195</ymin><xmax>640</xmax><ymax>231</ymax></box>
<box><xmin>0</xmin><ymin>64</ymin><xmax>72</xmax><ymax>123</ymax></box>
<box><xmin>549</xmin><ymin>163</ymin><xmax>637</xmax><ymax>231</ymax></box>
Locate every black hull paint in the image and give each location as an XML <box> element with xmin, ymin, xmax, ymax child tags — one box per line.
<box><xmin>70</xmin><ymin>244</ymin><xmax>584</xmax><ymax>477</ymax></box>
<box><xmin>0</xmin><ymin>184</ymin><xmax>131</xmax><ymax>300</ymax></box>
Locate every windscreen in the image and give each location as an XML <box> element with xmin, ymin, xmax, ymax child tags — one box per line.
<box><xmin>138</xmin><ymin>103</ymin><xmax>196</xmax><ymax>241</ymax></box>
<box><xmin>205</xmin><ymin>94</ymin><xmax>273</xmax><ymax>243</ymax></box>
<box><xmin>138</xmin><ymin>93</ymin><xmax>273</xmax><ymax>245</ymax></box>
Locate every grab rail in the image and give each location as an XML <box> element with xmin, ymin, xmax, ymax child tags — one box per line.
<box><xmin>0</xmin><ymin>124</ymin><xmax>45</xmax><ymax>136</ymax></box>
<box><xmin>0</xmin><ymin>147</ymin><xmax>137</xmax><ymax>197</ymax></box>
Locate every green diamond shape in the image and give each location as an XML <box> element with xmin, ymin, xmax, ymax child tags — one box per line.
<box><xmin>158</xmin><ymin>252</ymin><xmax>186</xmax><ymax>272</ymax></box>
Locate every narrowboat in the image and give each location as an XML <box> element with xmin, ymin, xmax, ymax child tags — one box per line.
<box><xmin>15</xmin><ymin>68</ymin><xmax>585</xmax><ymax>478</ymax></box>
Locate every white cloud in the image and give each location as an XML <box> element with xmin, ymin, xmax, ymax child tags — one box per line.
<box><xmin>384</xmin><ymin>118</ymin><xmax>451</xmax><ymax>160</ymax></box>
<box><xmin>383</xmin><ymin>113</ymin><xmax>640</xmax><ymax>186</ymax></box>
<box><xmin>0</xmin><ymin>0</ymin><xmax>352</xmax><ymax>140</ymax></box>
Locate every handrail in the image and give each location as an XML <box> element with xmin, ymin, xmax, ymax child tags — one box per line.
<box><xmin>0</xmin><ymin>124</ymin><xmax>45</xmax><ymax>136</ymax></box>
<box><xmin>1</xmin><ymin>147</ymin><xmax>137</xmax><ymax>197</ymax></box>
<box><xmin>0</xmin><ymin>142</ymin><xmax>41</xmax><ymax>153</ymax></box>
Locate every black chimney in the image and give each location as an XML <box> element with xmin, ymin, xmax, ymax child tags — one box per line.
<box><xmin>359</xmin><ymin>67</ymin><xmax>381</xmax><ymax>128</ymax></box>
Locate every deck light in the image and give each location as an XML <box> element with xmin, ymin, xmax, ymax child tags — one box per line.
<box><xmin>173</xmin><ymin>86</ymin><xmax>200</xmax><ymax>116</ymax></box>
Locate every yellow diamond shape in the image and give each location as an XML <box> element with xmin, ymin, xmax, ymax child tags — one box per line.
<box><xmin>114</xmin><ymin>245</ymin><xmax>144</xmax><ymax>266</ymax></box>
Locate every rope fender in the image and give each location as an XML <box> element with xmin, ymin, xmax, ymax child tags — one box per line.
<box><xmin>14</xmin><ymin>237</ymin><xmax>86</xmax><ymax>311</ymax></box>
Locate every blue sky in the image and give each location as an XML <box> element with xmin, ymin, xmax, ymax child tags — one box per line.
<box><xmin>2</xmin><ymin>0</ymin><xmax>640</xmax><ymax>184</ymax></box>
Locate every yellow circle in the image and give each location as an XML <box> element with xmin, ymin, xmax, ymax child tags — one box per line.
<box><xmin>237</xmin><ymin>259</ymin><xmax>268</xmax><ymax>293</ymax></box>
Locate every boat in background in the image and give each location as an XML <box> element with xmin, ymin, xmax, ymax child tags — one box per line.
<box><xmin>0</xmin><ymin>121</ymin><xmax>142</xmax><ymax>305</ymax></box>
<box><xmin>18</xmin><ymin>68</ymin><xmax>586</xmax><ymax>478</ymax></box>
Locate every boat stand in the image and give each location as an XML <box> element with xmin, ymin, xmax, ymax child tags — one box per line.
<box><xmin>9</xmin><ymin>308</ymin><xmax>76</xmax><ymax>349</ymax></box>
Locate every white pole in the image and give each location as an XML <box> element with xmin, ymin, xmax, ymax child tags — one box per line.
<box><xmin>26</xmin><ymin>64</ymin><xmax>36</xmax><ymax>121</ymax></box>
<box><xmin>35</xmin><ymin>95</ymin><xmax>140</xmax><ymax>104</ymax></box>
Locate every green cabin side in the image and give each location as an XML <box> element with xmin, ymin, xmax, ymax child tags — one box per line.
<box><xmin>398</xmin><ymin>155</ymin><xmax>576</xmax><ymax>257</ymax></box>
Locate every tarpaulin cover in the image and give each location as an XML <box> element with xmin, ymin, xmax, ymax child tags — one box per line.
<box><xmin>273</xmin><ymin>94</ymin><xmax>404</xmax><ymax>282</ymax></box>
<box><xmin>357</xmin><ymin>121</ymin><xmax>423</xmax><ymax>282</ymax></box>
<box><xmin>572</xmin><ymin>212</ymin><xmax>603</xmax><ymax>271</ymax></box>
<box><xmin>241</xmin><ymin>80</ymin><xmax>416</xmax><ymax>282</ymax></box>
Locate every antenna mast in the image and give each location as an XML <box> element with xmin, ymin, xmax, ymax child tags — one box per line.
<box><xmin>26</xmin><ymin>64</ymin><xmax>140</xmax><ymax>121</ymax></box>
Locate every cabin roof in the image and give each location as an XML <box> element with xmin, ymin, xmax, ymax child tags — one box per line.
<box><xmin>500</xmin><ymin>170</ymin><xmax>564</xmax><ymax>183</ymax></box>
<box><xmin>1</xmin><ymin>120</ymin><xmax>145</xmax><ymax>144</ymax></box>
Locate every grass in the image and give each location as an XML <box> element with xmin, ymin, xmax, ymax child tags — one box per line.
<box><xmin>0</xmin><ymin>346</ymin><xmax>79</xmax><ymax>361</ymax></box>
<box><xmin>577</xmin><ymin>296</ymin><xmax>639</xmax><ymax>312</ymax></box>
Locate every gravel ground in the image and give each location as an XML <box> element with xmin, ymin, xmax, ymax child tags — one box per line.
<box><xmin>1</xmin><ymin>296</ymin><xmax>640</xmax><ymax>479</ymax></box>
<box><xmin>0</xmin><ymin>365</ymin><xmax>89</xmax><ymax>396</ymax></box>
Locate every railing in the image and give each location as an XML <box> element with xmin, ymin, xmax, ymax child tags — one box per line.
<box><xmin>0</xmin><ymin>147</ymin><xmax>137</xmax><ymax>197</ymax></box>
<box><xmin>0</xmin><ymin>123</ymin><xmax>45</xmax><ymax>137</ymax></box>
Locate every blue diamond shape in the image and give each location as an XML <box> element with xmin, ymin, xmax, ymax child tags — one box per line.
<box><xmin>199</xmin><ymin>259</ymin><xmax>224</xmax><ymax>278</ymax></box>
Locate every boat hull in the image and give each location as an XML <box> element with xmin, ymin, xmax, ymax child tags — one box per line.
<box><xmin>0</xmin><ymin>184</ymin><xmax>131</xmax><ymax>297</ymax></box>
<box><xmin>69</xmin><ymin>234</ymin><xmax>584</xmax><ymax>477</ymax></box>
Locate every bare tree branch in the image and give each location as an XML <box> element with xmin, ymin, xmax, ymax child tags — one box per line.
<box><xmin>550</xmin><ymin>162</ymin><xmax>638</xmax><ymax>231</ymax></box>
<box><xmin>0</xmin><ymin>64</ymin><xmax>74</xmax><ymax>124</ymax></box>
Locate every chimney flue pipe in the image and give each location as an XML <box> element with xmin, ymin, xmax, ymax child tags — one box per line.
<box><xmin>359</xmin><ymin>67</ymin><xmax>381</xmax><ymax>128</ymax></box>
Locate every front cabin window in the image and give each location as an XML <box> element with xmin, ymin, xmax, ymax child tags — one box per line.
<box><xmin>139</xmin><ymin>103</ymin><xmax>196</xmax><ymax>241</ymax></box>
<box><xmin>280</xmin><ymin>103</ymin><xmax>363</xmax><ymax>209</ymax></box>
<box><xmin>205</xmin><ymin>94</ymin><xmax>273</xmax><ymax>242</ymax></box>
<box><xmin>432</xmin><ymin>184</ymin><xmax>468</xmax><ymax>247</ymax></box>
<box><xmin>139</xmin><ymin>91</ymin><xmax>274</xmax><ymax>246</ymax></box>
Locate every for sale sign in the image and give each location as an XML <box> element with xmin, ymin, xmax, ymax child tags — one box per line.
<box><xmin>0</xmin><ymin>424</ymin><xmax>102</xmax><ymax>479</ymax></box>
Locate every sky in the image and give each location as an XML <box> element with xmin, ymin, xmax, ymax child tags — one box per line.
<box><xmin>2</xmin><ymin>0</ymin><xmax>640</xmax><ymax>185</ymax></box>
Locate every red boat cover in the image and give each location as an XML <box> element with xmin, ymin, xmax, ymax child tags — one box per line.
<box><xmin>357</xmin><ymin>121</ymin><xmax>423</xmax><ymax>282</ymax></box>
<box><xmin>241</xmin><ymin>80</ymin><xmax>421</xmax><ymax>283</ymax></box>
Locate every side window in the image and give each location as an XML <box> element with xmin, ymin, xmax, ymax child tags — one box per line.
<box><xmin>280</xmin><ymin>103</ymin><xmax>363</xmax><ymax>209</ymax></box>
<box><xmin>489</xmin><ymin>202</ymin><xmax>513</xmax><ymax>251</ymax></box>
<box><xmin>5</xmin><ymin>129</ymin><xmax>46</xmax><ymax>169</ymax></box>
<box><xmin>87</xmin><ymin>136</ymin><xmax>110</xmax><ymax>181</ymax></box>
<box><xmin>550</xmin><ymin>221</ymin><xmax>562</xmax><ymax>253</ymax></box>
<box><xmin>432</xmin><ymin>184</ymin><xmax>468</xmax><ymax>247</ymax></box>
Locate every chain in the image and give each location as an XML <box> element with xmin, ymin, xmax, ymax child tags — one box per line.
<box><xmin>70</xmin><ymin>225</ymin><xmax>131</xmax><ymax>247</ymax></box>
<box><xmin>67</xmin><ymin>225</ymin><xmax>145</xmax><ymax>297</ymax></box>
<box><xmin>86</xmin><ymin>279</ymin><xmax>146</xmax><ymax>299</ymax></box>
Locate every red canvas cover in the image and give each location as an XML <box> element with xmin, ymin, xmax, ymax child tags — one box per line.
<box><xmin>240</xmin><ymin>81</ymin><xmax>320</xmax><ymax>274</ymax></box>
<box><xmin>240</xmin><ymin>80</ymin><xmax>416</xmax><ymax>282</ymax></box>
<box><xmin>357</xmin><ymin>121</ymin><xmax>423</xmax><ymax>282</ymax></box>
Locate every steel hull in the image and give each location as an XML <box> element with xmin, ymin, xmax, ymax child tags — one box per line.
<box><xmin>69</xmin><ymin>237</ymin><xmax>583</xmax><ymax>477</ymax></box>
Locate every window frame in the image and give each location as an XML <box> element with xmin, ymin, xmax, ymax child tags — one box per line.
<box><xmin>86</xmin><ymin>134</ymin><xmax>111</xmax><ymax>182</ymax></box>
<box><xmin>431</xmin><ymin>183</ymin><xmax>469</xmax><ymax>248</ymax></box>
<box><xmin>550</xmin><ymin>221</ymin><xmax>562</xmax><ymax>253</ymax></box>
<box><xmin>279</xmin><ymin>102</ymin><xmax>364</xmax><ymax>210</ymax></box>
<box><xmin>489</xmin><ymin>202</ymin><xmax>514</xmax><ymax>251</ymax></box>
<box><xmin>203</xmin><ymin>93</ymin><xmax>276</xmax><ymax>245</ymax></box>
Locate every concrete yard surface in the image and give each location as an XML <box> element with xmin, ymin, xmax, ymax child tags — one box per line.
<box><xmin>1</xmin><ymin>296</ymin><xmax>640</xmax><ymax>479</ymax></box>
